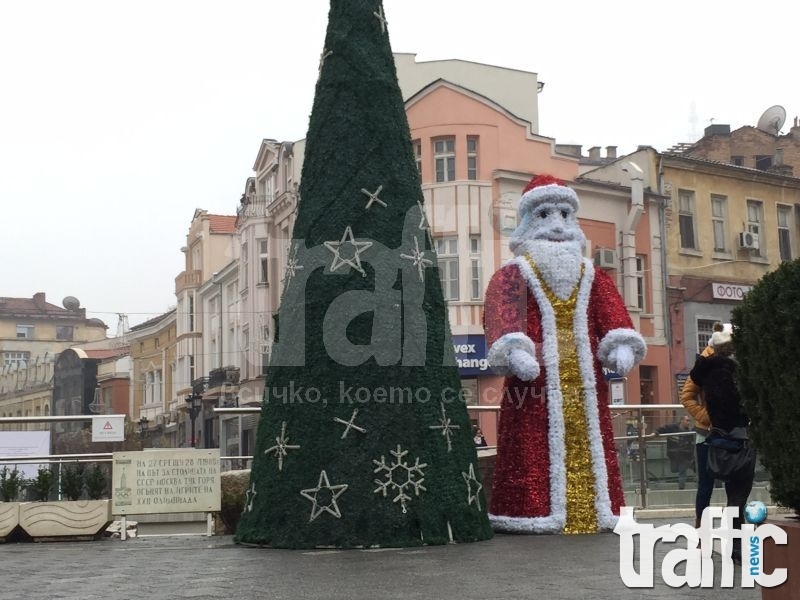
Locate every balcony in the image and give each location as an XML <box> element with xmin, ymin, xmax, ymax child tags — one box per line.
<box><xmin>204</xmin><ymin>367</ymin><xmax>240</xmax><ymax>400</ymax></box>
<box><xmin>175</xmin><ymin>269</ymin><xmax>203</xmax><ymax>294</ymax></box>
<box><xmin>236</xmin><ymin>194</ymin><xmax>272</xmax><ymax>222</ymax></box>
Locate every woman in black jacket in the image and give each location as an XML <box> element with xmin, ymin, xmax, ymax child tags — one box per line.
<box><xmin>688</xmin><ymin>324</ymin><xmax>754</xmax><ymax>562</ymax></box>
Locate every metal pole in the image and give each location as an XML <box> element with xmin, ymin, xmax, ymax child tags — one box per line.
<box><xmin>637</xmin><ymin>409</ymin><xmax>648</xmax><ymax>508</ymax></box>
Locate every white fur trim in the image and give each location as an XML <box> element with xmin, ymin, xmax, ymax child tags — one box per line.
<box><xmin>487</xmin><ymin>332</ymin><xmax>536</xmax><ymax>377</ymax></box>
<box><xmin>490</xmin><ymin>257</ymin><xmax>615</xmax><ymax>533</ymax></box>
<box><xmin>489</xmin><ymin>512</ymin><xmax>564</xmax><ymax>534</ymax></box>
<box><xmin>519</xmin><ymin>183</ymin><xmax>579</xmax><ymax>216</ymax></box>
<box><xmin>597</xmin><ymin>328</ymin><xmax>647</xmax><ymax>373</ymax></box>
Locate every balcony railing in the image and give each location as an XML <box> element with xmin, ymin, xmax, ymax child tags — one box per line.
<box><xmin>236</xmin><ymin>194</ymin><xmax>272</xmax><ymax>221</ymax></box>
<box><xmin>175</xmin><ymin>269</ymin><xmax>203</xmax><ymax>293</ymax></box>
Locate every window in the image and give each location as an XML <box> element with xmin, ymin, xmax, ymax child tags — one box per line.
<box><xmin>242</xmin><ymin>328</ymin><xmax>250</xmax><ymax>380</ymax></box>
<box><xmin>55</xmin><ymin>325</ymin><xmax>74</xmax><ymax>341</ymax></box>
<box><xmin>697</xmin><ymin>319</ymin><xmax>717</xmax><ymax>354</ymax></box>
<box><xmin>145</xmin><ymin>372</ymin><xmax>154</xmax><ymax>405</ymax></box>
<box><xmin>3</xmin><ymin>351</ymin><xmax>29</xmax><ymax>368</ymax></box>
<box><xmin>777</xmin><ymin>205</ymin><xmax>792</xmax><ymax>262</ymax></box>
<box><xmin>677</xmin><ymin>190</ymin><xmax>696</xmax><ymax>250</ymax></box>
<box><xmin>435</xmin><ymin>237</ymin><xmax>459</xmax><ymax>301</ymax></box>
<box><xmin>433</xmin><ymin>137</ymin><xmax>455</xmax><ymax>182</ymax></box>
<box><xmin>635</xmin><ymin>255</ymin><xmax>646</xmax><ymax>310</ymax></box>
<box><xmin>470</xmin><ymin>236</ymin><xmax>482</xmax><ymax>300</ymax></box>
<box><xmin>241</xmin><ymin>242</ymin><xmax>249</xmax><ymax>289</ymax></box>
<box><xmin>412</xmin><ymin>139</ymin><xmax>422</xmax><ymax>175</ymax></box>
<box><xmin>189</xmin><ymin>355</ymin><xmax>195</xmax><ymax>383</ymax></box>
<box><xmin>731</xmin><ymin>156</ymin><xmax>745</xmax><ymax>167</ymax></box>
<box><xmin>188</xmin><ymin>294</ymin><xmax>195</xmax><ymax>332</ymax></box>
<box><xmin>710</xmin><ymin>195</ymin><xmax>727</xmax><ymax>252</ymax></box>
<box><xmin>746</xmin><ymin>200</ymin><xmax>764</xmax><ymax>256</ymax></box>
<box><xmin>755</xmin><ymin>155</ymin><xmax>773</xmax><ymax>171</ymax></box>
<box><xmin>259</xmin><ymin>239</ymin><xmax>269</xmax><ymax>284</ymax></box>
<box><xmin>16</xmin><ymin>325</ymin><xmax>34</xmax><ymax>339</ymax></box>
<box><xmin>467</xmin><ymin>136</ymin><xmax>478</xmax><ymax>180</ymax></box>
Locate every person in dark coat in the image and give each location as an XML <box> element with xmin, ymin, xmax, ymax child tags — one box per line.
<box><xmin>689</xmin><ymin>324</ymin><xmax>754</xmax><ymax>562</ymax></box>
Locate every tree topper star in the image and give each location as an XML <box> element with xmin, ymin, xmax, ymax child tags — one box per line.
<box><xmin>324</xmin><ymin>225</ymin><xmax>373</xmax><ymax>276</ymax></box>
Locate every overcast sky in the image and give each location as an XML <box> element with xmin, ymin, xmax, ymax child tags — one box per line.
<box><xmin>1</xmin><ymin>0</ymin><xmax>796</xmax><ymax>329</ymax></box>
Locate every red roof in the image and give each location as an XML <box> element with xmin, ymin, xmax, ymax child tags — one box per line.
<box><xmin>207</xmin><ymin>214</ymin><xmax>237</xmax><ymax>234</ymax></box>
<box><xmin>0</xmin><ymin>293</ymin><xmax>82</xmax><ymax>319</ymax></box>
<box><xmin>84</xmin><ymin>347</ymin><xmax>130</xmax><ymax>360</ymax></box>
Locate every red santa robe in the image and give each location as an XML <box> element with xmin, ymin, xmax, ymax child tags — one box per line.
<box><xmin>484</xmin><ymin>255</ymin><xmax>645</xmax><ymax>534</ymax></box>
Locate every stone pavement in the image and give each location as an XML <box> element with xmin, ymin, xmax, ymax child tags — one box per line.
<box><xmin>0</xmin><ymin>518</ymin><xmax>766</xmax><ymax>600</ymax></box>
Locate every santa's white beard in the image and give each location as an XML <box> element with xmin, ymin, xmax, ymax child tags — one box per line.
<box><xmin>519</xmin><ymin>239</ymin><xmax>584</xmax><ymax>300</ymax></box>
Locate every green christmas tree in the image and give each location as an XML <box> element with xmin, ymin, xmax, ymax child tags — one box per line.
<box><xmin>235</xmin><ymin>0</ymin><xmax>493</xmax><ymax>548</ymax></box>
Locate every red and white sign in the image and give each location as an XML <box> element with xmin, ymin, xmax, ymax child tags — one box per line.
<box><xmin>711</xmin><ymin>282</ymin><xmax>752</xmax><ymax>301</ymax></box>
<box><xmin>92</xmin><ymin>415</ymin><xmax>125</xmax><ymax>442</ymax></box>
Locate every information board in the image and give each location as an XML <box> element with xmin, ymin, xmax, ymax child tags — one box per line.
<box><xmin>112</xmin><ymin>449</ymin><xmax>221</xmax><ymax>515</ymax></box>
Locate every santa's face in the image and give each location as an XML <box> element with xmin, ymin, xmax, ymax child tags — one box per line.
<box><xmin>509</xmin><ymin>200</ymin><xmax>586</xmax><ymax>257</ymax></box>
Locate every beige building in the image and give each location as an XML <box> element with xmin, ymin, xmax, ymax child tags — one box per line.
<box><xmin>0</xmin><ymin>292</ymin><xmax>108</xmax><ymax>425</ymax></box>
<box><xmin>127</xmin><ymin>309</ymin><xmax>176</xmax><ymax>446</ymax></box>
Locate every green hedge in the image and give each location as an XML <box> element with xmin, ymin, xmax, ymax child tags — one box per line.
<box><xmin>732</xmin><ymin>259</ymin><xmax>800</xmax><ymax>515</ymax></box>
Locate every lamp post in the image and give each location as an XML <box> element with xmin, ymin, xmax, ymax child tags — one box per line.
<box><xmin>185</xmin><ymin>393</ymin><xmax>202</xmax><ymax>448</ymax></box>
<box><xmin>138</xmin><ymin>416</ymin><xmax>148</xmax><ymax>435</ymax></box>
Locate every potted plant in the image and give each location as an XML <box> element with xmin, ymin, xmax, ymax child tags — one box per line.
<box><xmin>28</xmin><ymin>467</ymin><xmax>56</xmax><ymax>502</ymax></box>
<box><xmin>85</xmin><ymin>464</ymin><xmax>109</xmax><ymax>500</ymax></box>
<box><xmin>61</xmin><ymin>463</ymin><xmax>86</xmax><ymax>501</ymax></box>
<box><xmin>18</xmin><ymin>462</ymin><xmax>112</xmax><ymax>541</ymax></box>
<box><xmin>0</xmin><ymin>466</ymin><xmax>22</xmax><ymax>502</ymax></box>
<box><xmin>0</xmin><ymin>466</ymin><xmax>22</xmax><ymax>542</ymax></box>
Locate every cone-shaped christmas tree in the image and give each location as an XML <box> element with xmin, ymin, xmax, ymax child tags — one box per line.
<box><xmin>234</xmin><ymin>0</ymin><xmax>493</xmax><ymax>549</ymax></box>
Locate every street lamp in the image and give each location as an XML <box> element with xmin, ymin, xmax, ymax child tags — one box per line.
<box><xmin>185</xmin><ymin>393</ymin><xmax>202</xmax><ymax>448</ymax></box>
<box><xmin>137</xmin><ymin>416</ymin><xmax>148</xmax><ymax>436</ymax></box>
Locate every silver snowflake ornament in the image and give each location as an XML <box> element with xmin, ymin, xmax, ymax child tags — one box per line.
<box><xmin>428</xmin><ymin>402</ymin><xmax>461</xmax><ymax>452</ymax></box>
<box><xmin>400</xmin><ymin>236</ymin><xmax>433</xmax><ymax>282</ymax></box>
<box><xmin>264</xmin><ymin>421</ymin><xmax>301</xmax><ymax>471</ymax></box>
<box><xmin>373</xmin><ymin>444</ymin><xmax>428</xmax><ymax>513</ymax></box>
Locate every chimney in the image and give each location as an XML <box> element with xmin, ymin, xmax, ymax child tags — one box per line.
<box><xmin>588</xmin><ymin>146</ymin><xmax>601</xmax><ymax>160</ymax></box>
<box><xmin>33</xmin><ymin>292</ymin><xmax>46</xmax><ymax>310</ymax></box>
<box><xmin>606</xmin><ymin>146</ymin><xmax>617</xmax><ymax>160</ymax></box>
<box><xmin>704</xmin><ymin>124</ymin><xmax>731</xmax><ymax>137</ymax></box>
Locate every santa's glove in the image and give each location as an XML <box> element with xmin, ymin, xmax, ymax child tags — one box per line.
<box><xmin>508</xmin><ymin>348</ymin><xmax>540</xmax><ymax>381</ymax></box>
<box><xmin>607</xmin><ymin>345</ymin><xmax>635</xmax><ymax>375</ymax></box>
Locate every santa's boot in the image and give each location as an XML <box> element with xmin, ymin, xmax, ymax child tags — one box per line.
<box><xmin>694</xmin><ymin>517</ymin><xmax>701</xmax><ymax>529</ymax></box>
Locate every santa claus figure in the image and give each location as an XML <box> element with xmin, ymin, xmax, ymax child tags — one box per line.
<box><xmin>484</xmin><ymin>174</ymin><xmax>646</xmax><ymax>534</ymax></box>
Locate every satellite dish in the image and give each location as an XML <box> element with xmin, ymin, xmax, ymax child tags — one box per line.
<box><xmin>756</xmin><ymin>105</ymin><xmax>786</xmax><ymax>135</ymax></box>
<box><xmin>62</xmin><ymin>296</ymin><xmax>81</xmax><ymax>311</ymax></box>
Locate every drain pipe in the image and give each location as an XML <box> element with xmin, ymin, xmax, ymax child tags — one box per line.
<box><xmin>621</xmin><ymin>162</ymin><xmax>645</xmax><ymax>310</ymax></box>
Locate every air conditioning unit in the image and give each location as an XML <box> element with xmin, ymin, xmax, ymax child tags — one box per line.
<box><xmin>594</xmin><ymin>248</ymin><xmax>617</xmax><ymax>269</ymax></box>
<box><xmin>739</xmin><ymin>231</ymin><xmax>760</xmax><ymax>250</ymax></box>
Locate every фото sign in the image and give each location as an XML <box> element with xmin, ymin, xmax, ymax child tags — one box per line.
<box><xmin>712</xmin><ymin>282</ymin><xmax>752</xmax><ymax>301</ymax></box>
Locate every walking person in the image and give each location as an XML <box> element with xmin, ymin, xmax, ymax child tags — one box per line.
<box><xmin>688</xmin><ymin>324</ymin><xmax>755</xmax><ymax>563</ymax></box>
<box><xmin>681</xmin><ymin>322</ymin><xmax>723</xmax><ymax>527</ymax></box>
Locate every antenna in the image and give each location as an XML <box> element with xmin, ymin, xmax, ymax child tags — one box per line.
<box><xmin>756</xmin><ymin>105</ymin><xmax>786</xmax><ymax>135</ymax></box>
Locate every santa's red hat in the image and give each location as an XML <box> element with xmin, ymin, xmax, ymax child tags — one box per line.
<box><xmin>519</xmin><ymin>174</ymin><xmax>580</xmax><ymax>215</ymax></box>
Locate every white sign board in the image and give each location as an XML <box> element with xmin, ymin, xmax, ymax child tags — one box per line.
<box><xmin>610</xmin><ymin>379</ymin><xmax>626</xmax><ymax>405</ymax></box>
<box><xmin>92</xmin><ymin>415</ymin><xmax>125</xmax><ymax>442</ymax></box>
<box><xmin>0</xmin><ymin>431</ymin><xmax>51</xmax><ymax>478</ymax></box>
<box><xmin>112</xmin><ymin>449</ymin><xmax>221</xmax><ymax>515</ymax></box>
<box><xmin>711</xmin><ymin>282</ymin><xmax>752</xmax><ymax>301</ymax></box>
